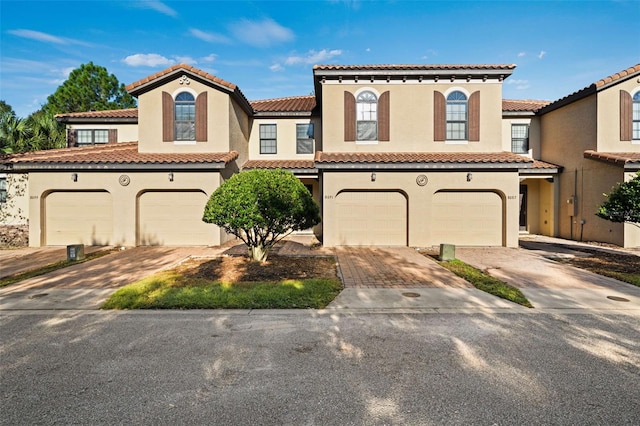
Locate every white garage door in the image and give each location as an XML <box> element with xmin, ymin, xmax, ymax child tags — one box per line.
<box><xmin>431</xmin><ymin>191</ymin><xmax>503</xmax><ymax>246</ymax></box>
<box><xmin>138</xmin><ymin>191</ymin><xmax>216</xmax><ymax>246</ymax></box>
<box><xmin>335</xmin><ymin>191</ymin><xmax>407</xmax><ymax>246</ymax></box>
<box><xmin>45</xmin><ymin>191</ymin><xmax>113</xmax><ymax>246</ymax></box>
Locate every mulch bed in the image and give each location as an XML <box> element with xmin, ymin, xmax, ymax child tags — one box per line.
<box><xmin>174</xmin><ymin>255</ymin><xmax>338</xmax><ymax>283</ymax></box>
<box><xmin>558</xmin><ymin>248</ymin><xmax>640</xmax><ymax>276</ymax></box>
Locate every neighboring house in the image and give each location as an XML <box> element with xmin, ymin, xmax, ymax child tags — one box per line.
<box><xmin>538</xmin><ymin>64</ymin><xmax>640</xmax><ymax>248</ymax></box>
<box><xmin>1</xmin><ymin>62</ymin><xmax>638</xmax><ymax>248</ymax></box>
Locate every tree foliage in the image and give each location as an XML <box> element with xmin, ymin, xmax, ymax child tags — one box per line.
<box><xmin>203</xmin><ymin>169</ymin><xmax>321</xmax><ymax>262</ymax></box>
<box><xmin>596</xmin><ymin>172</ymin><xmax>640</xmax><ymax>224</ymax></box>
<box><xmin>0</xmin><ymin>110</ymin><xmax>65</xmax><ymax>153</ymax></box>
<box><xmin>42</xmin><ymin>62</ymin><xmax>136</xmax><ymax>115</ymax></box>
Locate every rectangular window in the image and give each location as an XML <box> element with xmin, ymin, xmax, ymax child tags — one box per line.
<box><xmin>0</xmin><ymin>176</ymin><xmax>7</xmax><ymax>204</ymax></box>
<box><xmin>446</xmin><ymin>103</ymin><xmax>467</xmax><ymax>140</ymax></box>
<box><xmin>260</xmin><ymin>124</ymin><xmax>277</xmax><ymax>154</ymax></box>
<box><xmin>77</xmin><ymin>129</ymin><xmax>109</xmax><ymax>146</ymax></box>
<box><xmin>357</xmin><ymin>101</ymin><xmax>377</xmax><ymax>141</ymax></box>
<box><xmin>511</xmin><ymin>124</ymin><xmax>530</xmax><ymax>153</ymax></box>
<box><xmin>296</xmin><ymin>123</ymin><xmax>314</xmax><ymax>154</ymax></box>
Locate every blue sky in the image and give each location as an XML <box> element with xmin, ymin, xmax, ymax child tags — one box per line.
<box><xmin>1</xmin><ymin>0</ymin><xmax>639</xmax><ymax>118</ymax></box>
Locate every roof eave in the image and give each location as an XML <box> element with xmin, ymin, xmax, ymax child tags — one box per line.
<box><xmin>6</xmin><ymin>162</ymin><xmax>231</xmax><ymax>171</ymax></box>
<box><xmin>55</xmin><ymin>117</ymin><xmax>138</xmax><ymax>124</ymax></box>
<box><xmin>316</xmin><ymin>162</ymin><xmax>529</xmax><ymax>170</ymax></box>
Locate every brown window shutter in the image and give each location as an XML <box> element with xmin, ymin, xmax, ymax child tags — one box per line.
<box><xmin>195</xmin><ymin>92</ymin><xmax>208</xmax><ymax>142</ymax></box>
<box><xmin>108</xmin><ymin>129</ymin><xmax>117</xmax><ymax>143</ymax></box>
<box><xmin>468</xmin><ymin>91</ymin><xmax>480</xmax><ymax>141</ymax></box>
<box><xmin>434</xmin><ymin>91</ymin><xmax>445</xmax><ymax>141</ymax></box>
<box><xmin>378</xmin><ymin>91</ymin><xmax>390</xmax><ymax>141</ymax></box>
<box><xmin>344</xmin><ymin>91</ymin><xmax>356</xmax><ymax>141</ymax></box>
<box><xmin>67</xmin><ymin>129</ymin><xmax>77</xmax><ymax>148</ymax></box>
<box><xmin>620</xmin><ymin>90</ymin><xmax>632</xmax><ymax>141</ymax></box>
<box><xmin>162</xmin><ymin>91</ymin><xmax>174</xmax><ymax>142</ymax></box>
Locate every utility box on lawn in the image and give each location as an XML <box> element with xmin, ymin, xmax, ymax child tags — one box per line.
<box><xmin>67</xmin><ymin>244</ymin><xmax>85</xmax><ymax>261</ymax></box>
<box><xmin>439</xmin><ymin>243</ymin><xmax>455</xmax><ymax>261</ymax></box>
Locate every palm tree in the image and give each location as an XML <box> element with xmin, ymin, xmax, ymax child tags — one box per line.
<box><xmin>0</xmin><ymin>111</ymin><xmax>29</xmax><ymax>153</ymax></box>
<box><xmin>26</xmin><ymin>112</ymin><xmax>66</xmax><ymax>151</ymax></box>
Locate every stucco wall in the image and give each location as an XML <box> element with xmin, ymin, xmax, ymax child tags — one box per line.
<box><xmin>322</xmin><ymin>170</ymin><xmax>520</xmax><ymax>247</ymax></box>
<box><xmin>67</xmin><ymin>123</ymin><xmax>138</xmax><ymax>143</ymax></box>
<box><xmin>249</xmin><ymin>118</ymin><xmax>317</xmax><ymax>160</ymax></box>
<box><xmin>501</xmin><ymin>116</ymin><xmax>542</xmax><ymax>158</ymax></box>
<box><xmin>137</xmin><ymin>77</ymin><xmax>235</xmax><ymax>153</ymax></box>
<box><xmin>320</xmin><ymin>81</ymin><xmax>503</xmax><ymax>153</ymax></box>
<box><xmin>0</xmin><ymin>173</ymin><xmax>29</xmax><ymax>226</ymax></box>
<box><xmin>597</xmin><ymin>79</ymin><xmax>640</xmax><ymax>152</ymax></box>
<box><xmin>26</xmin><ymin>170</ymin><xmax>224</xmax><ymax>247</ymax></box>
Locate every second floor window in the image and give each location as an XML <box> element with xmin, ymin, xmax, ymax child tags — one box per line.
<box><xmin>175</xmin><ymin>92</ymin><xmax>195</xmax><ymax>141</ymax></box>
<box><xmin>260</xmin><ymin>124</ymin><xmax>277</xmax><ymax>154</ymax></box>
<box><xmin>77</xmin><ymin>129</ymin><xmax>109</xmax><ymax>146</ymax></box>
<box><xmin>296</xmin><ymin>123</ymin><xmax>314</xmax><ymax>154</ymax></box>
<box><xmin>633</xmin><ymin>92</ymin><xmax>640</xmax><ymax>140</ymax></box>
<box><xmin>511</xmin><ymin>124</ymin><xmax>530</xmax><ymax>153</ymax></box>
<box><xmin>446</xmin><ymin>91</ymin><xmax>468</xmax><ymax>140</ymax></box>
<box><xmin>357</xmin><ymin>91</ymin><xmax>378</xmax><ymax>141</ymax></box>
<box><xmin>0</xmin><ymin>176</ymin><xmax>6</xmax><ymax>204</ymax></box>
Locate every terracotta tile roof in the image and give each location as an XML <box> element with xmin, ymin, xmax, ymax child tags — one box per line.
<box><xmin>584</xmin><ymin>150</ymin><xmax>640</xmax><ymax>167</ymax></box>
<box><xmin>126</xmin><ymin>64</ymin><xmax>237</xmax><ymax>92</ymax></box>
<box><xmin>531</xmin><ymin>159</ymin><xmax>561</xmax><ymax>170</ymax></box>
<box><xmin>540</xmin><ymin>64</ymin><xmax>640</xmax><ymax>114</ymax></box>
<box><xmin>595</xmin><ymin>64</ymin><xmax>640</xmax><ymax>88</ymax></box>
<box><xmin>243</xmin><ymin>160</ymin><xmax>316</xmax><ymax>170</ymax></box>
<box><xmin>4</xmin><ymin>142</ymin><xmax>238</xmax><ymax>166</ymax></box>
<box><xmin>55</xmin><ymin>108</ymin><xmax>138</xmax><ymax>119</ymax></box>
<box><xmin>502</xmin><ymin>100</ymin><xmax>550</xmax><ymax>112</ymax></box>
<box><xmin>313</xmin><ymin>64</ymin><xmax>516</xmax><ymax>71</ymax></box>
<box><xmin>250</xmin><ymin>96</ymin><xmax>316</xmax><ymax>113</ymax></box>
<box><xmin>314</xmin><ymin>151</ymin><xmax>533</xmax><ymax>165</ymax></box>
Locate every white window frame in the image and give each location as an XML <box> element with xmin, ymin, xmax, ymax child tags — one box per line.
<box><xmin>632</xmin><ymin>89</ymin><xmax>640</xmax><ymax>143</ymax></box>
<box><xmin>259</xmin><ymin>123</ymin><xmax>277</xmax><ymax>154</ymax></box>
<box><xmin>77</xmin><ymin>129</ymin><xmax>109</xmax><ymax>146</ymax></box>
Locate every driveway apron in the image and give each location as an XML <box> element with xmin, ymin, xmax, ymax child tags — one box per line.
<box><xmin>455</xmin><ymin>246</ymin><xmax>640</xmax><ymax>310</ymax></box>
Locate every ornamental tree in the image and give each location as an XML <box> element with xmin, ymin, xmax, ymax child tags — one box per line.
<box><xmin>596</xmin><ymin>172</ymin><xmax>640</xmax><ymax>224</ymax></box>
<box><xmin>203</xmin><ymin>169</ymin><xmax>321</xmax><ymax>262</ymax></box>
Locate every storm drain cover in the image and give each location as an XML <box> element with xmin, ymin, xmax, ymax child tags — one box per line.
<box><xmin>28</xmin><ymin>293</ymin><xmax>48</xmax><ymax>299</ymax></box>
<box><xmin>402</xmin><ymin>292</ymin><xmax>421</xmax><ymax>298</ymax></box>
<box><xmin>607</xmin><ymin>296</ymin><xmax>630</xmax><ymax>302</ymax></box>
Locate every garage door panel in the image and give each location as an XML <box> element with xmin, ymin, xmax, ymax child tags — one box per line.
<box><xmin>432</xmin><ymin>191</ymin><xmax>503</xmax><ymax>246</ymax></box>
<box><xmin>335</xmin><ymin>191</ymin><xmax>407</xmax><ymax>246</ymax></box>
<box><xmin>138</xmin><ymin>191</ymin><xmax>216</xmax><ymax>246</ymax></box>
<box><xmin>46</xmin><ymin>192</ymin><xmax>113</xmax><ymax>246</ymax></box>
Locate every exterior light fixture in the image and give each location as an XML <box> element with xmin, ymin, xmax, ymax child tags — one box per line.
<box><xmin>168</xmin><ymin>172</ymin><xmax>174</xmax><ymax>182</ymax></box>
<box><xmin>466</xmin><ymin>173</ymin><xmax>473</xmax><ymax>182</ymax></box>
<box><xmin>371</xmin><ymin>172</ymin><xmax>376</xmax><ymax>182</ymax></box>
<box><xmin>71</xmin><ymin>173</ymin><xmax>78</xmax><ymax>182</ymax></box>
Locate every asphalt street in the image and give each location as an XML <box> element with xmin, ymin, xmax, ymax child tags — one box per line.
<box><xmin>1</xmin><ymin>310</ymin><xmax>639</xmax><ymax>425</ymax></box>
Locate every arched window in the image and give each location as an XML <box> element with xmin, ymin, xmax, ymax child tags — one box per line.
<box><xmin>633</xmin><ymin>91</ymin><xmax>640</xmax><ymax>140</ymax></box>
<box><xmin>175</xmin><ymin>92</ymin><xmax>195</xmax><ymax>141</ymax></box>
<box><xmin>356</xmin><ymin>91</ymin><xmax>378</xmax><ymax>141</ymax></box>
<box><xmin>446</xmin><ymin>91</ymin><xmax>467</xmax><ymax>140</ymax></box>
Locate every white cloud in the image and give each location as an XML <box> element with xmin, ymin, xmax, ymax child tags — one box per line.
<box><xmin>189</xmin><ymin>28</ymin><xmax>230</xmax><ymax>44</ymax></box>
<box><xmin>8</xmin><ymin>29</ymin><xmax>90</xmax><ymax>46</ymax></box>
<box><xmin>507</xmin><ymin>79</ymin><xmax>530</xmax><ymax>90</ymax></box>
<box><xmin>201</xmin><ymin>54</ymin><xmax>217</xmax><ymax>63</ymax></box>
<box><xmin>136</xmin><ymin>1</ymin><xmax>177</xmax><ymax>17</ymax></box>
<box><xmin>285</xmin><ymin>49</ymin><xmax>343</xmax><ymax>65</ymax></box>
<box><xmin>229</xmin><ymin>18</ymin><xmax>294</xmax><ymax>47</ymax></box>
<box><xmin>366</xmin><ymin>48</ymin><xmax>371</xmax><ymax>52</ymax></box>
<box><xmin>174</xmin><ymin>56</ymin><xmax>197</xmax><ymax>65</ymax></box>
<box><xmin>270</xmin><ymin>63</ymin><xmax>284</xmax><ymax>72</ymax></box>
<box><xmin>538</xmin><ymin>50</ymin><xmax>547</xmax><ymax>59</ymax></box>
<box><xmin>123</xmin><ymin>53</ymin><xmax>175</xmax><ymax>67</ymax></box>
<box><xmin>518</xmin><ymin>52</ymin><xmax>526</xmax><ymax>57</ymax></box>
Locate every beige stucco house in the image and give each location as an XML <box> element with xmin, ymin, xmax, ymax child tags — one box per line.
<box><xmin>1</xmin><ymin>62</ymin><xmax>638</xmax><ymax>248</ymax></box>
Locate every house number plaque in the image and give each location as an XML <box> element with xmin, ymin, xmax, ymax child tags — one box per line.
<box><xmin>416</xmin><ymin>175</ymin><xmax>428</xmax><ymax>186</ymax></box>
<box><xmin>119</xmin><ymin>175</ymin><xmax>131</xmax><ymax>186</ymax></box>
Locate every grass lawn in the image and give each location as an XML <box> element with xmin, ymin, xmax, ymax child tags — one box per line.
<box><xmin>433</xmin><ymin>257</ymin><xmax>533</xmax><ymax>308</ymax></box>
<box><xmin>102</xmin><ymin>255</ymin><xmax>342</xmax><ymax>309</ymax></box>
<box><xmin>0</xmin><ymin>248</ymin><xmax>117</xmax><ymax>288</ymax></box>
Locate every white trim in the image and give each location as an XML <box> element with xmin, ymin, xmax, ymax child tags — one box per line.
<box><xmin>173</xmin><ymin>140</ymin><xmax>197</xmax><ymax>145</ymax></box>
<box><xmin>444</xmin><ymin>140</ymin><xmax>469</xmax><ymax>145</ymax></box>
<box><xmin>354</xmin><ymin>86</ymin><xmax>381</xmax><ymax>98</ymax></box>
<box><xmin>630</xmin><ymin>86</ymin><xmax>640</xmax><ymax>98</ymax></box>
<box><xmin>355</xmin><ymin>140</ymin><xmax>379</xmax><ymax>145</ymax></box>
<box><xmin>443</xmin><ymin>86</ymin><xmax>471</xmax><ymax>98</ymax></box>
<box><xmin>171</xmin><ymin>87</ymin><xmax>198</xmax><ymax>99</ymax></box>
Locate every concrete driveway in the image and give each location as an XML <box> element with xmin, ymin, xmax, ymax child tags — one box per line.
<box><xmin>0</xmin><ymin>245</ymin><xmax>227</xmax><ymax>310</ymax></box>
<box><xmin>456</xmin><ymin>243</ymin><xmax>640</xmax><ymax>311</ymax></box>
